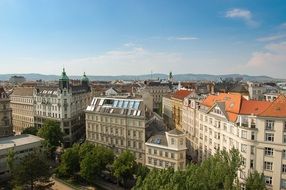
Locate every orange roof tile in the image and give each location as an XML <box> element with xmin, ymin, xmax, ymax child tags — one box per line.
<box><xmin>258</xmin><ymin>95</ymin><xmax>286</xmax><ymax>118</ymax></box>
<box><xmin>240</xmin><ymin>99</ymin><xmax>271</xmax><ymax>115</ymax></box>
<box><xmin>201</xmin><ymin>93</ymin><xmax>243</xmax><ymax>113</ymax></box>
<box><xmin>171</xmin><ymin>90</ymin><xmax>192</xmax><ymax>100</ymax></box>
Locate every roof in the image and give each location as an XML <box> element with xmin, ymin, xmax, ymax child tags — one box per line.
<box><xmin>146</xmin><ymin>134</ymin><xmax>168</xmax><ymax>146</ymax></box>
<box><xmin>201</xmin><ymin>93</ymin><xmax>286</xmax><ymax>121</ymax></box>
<box><xmin>201</xmin><ymin>93</ymin><xmax>243</xmax><ymax>114</ymax></box>
<box><xmin>172</xmin><ymin>90</ymin><xmax>192</xmax><ymax>100</ymax></box>
<box><xmin>86</xmin><ymin>97</ymin><xmax>145</xmax><ymax>117</ymax></box>
<box><xmin>0</xmin><ymin>134</ymin><xmax>43</xmax><ymax>150</ymax></box>
<box><xmin>167</xmin><ymin>128</ymin><xmax>184</xmax><ymax>135</ymax></box>
<box><xmin>240</xmin><ymin>99</ymin><xmax>272</xmax><ymax>115</ymax></box>
<box><xmin>11</xmin><ymin>87</ymin><xmax>34</xmax><ymax>96</ymax></box>
<box><xmin>230</xmin><ymin>85</ymin><xmax>249</xmax><ymax>93</ymax></box>
<box><xmin>60</xmin><ymin>68</ymin><xmax>69</xmax><ymax>81</ymax></box>
<box><xmin>81</xmin><ymin>72</ymin><xmax>89</xmax><ymax>82</ymax></box>
<box><xmin>258</xmin><ymin>95</ymin><xmax>286</xmax><ymax>118</ymax></box>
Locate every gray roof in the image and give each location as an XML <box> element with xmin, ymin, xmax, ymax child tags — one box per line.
<box><xmin>0</xmin><ymin>134</ymin><xmax>43</xmax><ymax>150</ymax></box>
<box><xmin>147</xmin><ymin>134</ymin><xmax>168</xmax><ymax>146</ymax></box>
<box><xmin>167</xmin><ymin>128</ymin><xmax>184</xmax><ymax>135</ymax></box>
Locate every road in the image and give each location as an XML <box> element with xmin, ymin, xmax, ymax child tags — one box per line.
<box><xmin>51</xmin><ymin>178</ymin><xmax>75</xmax><ymax>190</ymax></box>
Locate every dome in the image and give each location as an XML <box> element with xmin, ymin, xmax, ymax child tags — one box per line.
<box><xmin>81</xmin><ymin>72</ymin><xmax>89</xmax><ymax>82</ymax></box>
<box><xmin>60</xmin><ymin>68</ymin><xmax>69</xmax><ymax>81</ymax></box>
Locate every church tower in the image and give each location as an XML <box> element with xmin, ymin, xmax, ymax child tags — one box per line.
<box><xmin>59</xmin><ymin>68</ymin><xmax>70</xmax><ymax>91</ymax></box>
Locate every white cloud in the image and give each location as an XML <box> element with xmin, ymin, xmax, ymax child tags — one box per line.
<box><xmin>257</xmin><ymin>34</ymin><xmax>286</xmax><ymax>42</ymax></box>
<box><xmin>247</xmin><ymin>42</ymin><xmax>286</xmax><ymax>68</ymax></box>
<box><xmin>225</xmin><ymin>8</ymin><xmax>258</xmax><ymax>27</ymax></box>
<box><xmin>168</xmin><ymin>36</ymin><xmax>199</xmax><ymax>41</ymax></box>
<box><xmin>123</xmin><ymin>42</ymin><xmax>136</xmax><ymax>47</ymax></box>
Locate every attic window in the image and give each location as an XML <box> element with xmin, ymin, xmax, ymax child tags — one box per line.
<box><xmin>276</xmin><ymin>107</ymin><xmax>281</xmax><ymax>111</ymax></box>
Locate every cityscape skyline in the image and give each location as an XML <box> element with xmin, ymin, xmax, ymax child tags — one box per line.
<box><xmin>0</xmin><ymin>0</ymin><xmax>286</xmax><ymax>78</ymax></box>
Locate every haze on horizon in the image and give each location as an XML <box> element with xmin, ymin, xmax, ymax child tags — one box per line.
<box><xmin>0</xmin><ymin>0</ymin><xmax>286</xmax><ymax>78</ymax></box>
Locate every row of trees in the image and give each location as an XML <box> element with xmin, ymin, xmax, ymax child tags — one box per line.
<box><xmin>133</xmin><ymin>149</ymin><xmax>266</xmax><ymax>190</ymax></box>
<box><xmin>56</xmin><ymin>142</ymin><xmax>146</xmax><ymax>188</ymax></box>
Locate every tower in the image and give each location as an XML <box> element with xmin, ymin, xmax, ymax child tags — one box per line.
<box><xmin>59</xmin><ymin>68</ymin><xmax>70</xmax><ymax>91</ymax></box>
<box><xmin>0</xmin><ymin>86</ymin><xmax>13</xmax><ymax>137</ymax></box>
<box><xmin>81</xmin><ymin>72</ymin><xmax>89</xmax><ymax>87</ymax></box>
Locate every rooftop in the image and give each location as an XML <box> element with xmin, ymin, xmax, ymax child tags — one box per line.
<box><xmin>171</xmin><ymin>89</ymin><xmax>193</xmax><ymax>100</ymax></box>
<box><xmin>0</xmin><ymin>134</ymin><xmax>43</xmax><ymax>150</ymax></box>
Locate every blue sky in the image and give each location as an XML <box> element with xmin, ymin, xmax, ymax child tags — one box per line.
<box><xmin>0</xmin><ymin>0</ymin><xmax>286</xmax><ymax>78</ymax></box>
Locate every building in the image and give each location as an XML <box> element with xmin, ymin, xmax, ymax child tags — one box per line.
<box><xmin>34</xmin><ymin>69</ymin><xmax>91</xmax><ymax>146</ymax></box>
<box><xmin>85</xmin><ymin>97</ymin><xmax>147</xmax><ymax>163</ymax></box>
<box><xmin>0</xmin><ymin>134</ymin><xmax>43</xmax><ymax>181</ymax></box>
<box><xmin>140</xmin><ymin>81</ymin><xmax>171</xmax><ymax>112</ymax></box>
<box><xmin>9</xmin><ymin>75</ymin><xmax>26</xmax><ymax>85</ymax></box>
<box><xmin>182</xmin><ymin>92</ymin><xmax>286</xmax><ymax>189</ymax></box>
<box><xmin>10</xmin><ymin>87</ymin><xmax>34</xmax><ymax>133</ymax></box>
<box><xmin>162</xmin><ymin>90</ymin><xmax>192</xmax><ymax>130</ymax></box>
<box><xmin>145</xmin><ymin>128</ymin><xmax>187</xmax><ymax>170</ymax></box>
<box><xmin>247</xmin><ymin>82</ymin><xmax>267</xmax><ymax>100</ymax></box>
<box><xmin>0</xmin><ymin>87</ymin><xmax>13</xmax><ymax>137</ymax></box>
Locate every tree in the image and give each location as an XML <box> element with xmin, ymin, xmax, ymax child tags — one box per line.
<box><xmin>8</xmin><ymin>150</ymin><xmax>53</xmax><ymax>190</ymax></box>
<box><xmin>22</xmin><ymin>127</ymin><xmax>38</xmax><ymax>136</ymax></box>
<box><xmin>80</xmin><ymin>145</ymin><xmax>114</xmax><ymax>183</ymax></box>
<box><xmin>37</xmin><ymin>120</ymin><xmax>63</xmax><ymax>149</ymax></box>
<box><xmin>78</xmin><ymin>142</ymin><xmax>95</xmax><ymax>161</ymax></box>
<box><xmin>56</xmin><ymin>144</ymin><xmax>80</xmax><ymax>178</ymax></box>
<box><xmin>113</xmin><ymin>150</ymin><xmax>137</xmax><ymax>187</ymax></box>
<box><xmin>245</xmin><ymin>171</ymin><xmax>266</xmax><ymax>190</ymax></box>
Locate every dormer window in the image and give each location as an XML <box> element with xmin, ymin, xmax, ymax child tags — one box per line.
<box><xmin>171</xmin><ymin>138</ymin><xmax>174</xmax><ymax>145</ymax></box>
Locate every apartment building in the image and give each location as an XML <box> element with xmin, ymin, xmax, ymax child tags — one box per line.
<box><xmin>145</xmin><ymin>128</ymin><xmax>187</xmax><ymax>170</ymax></box>
<box><xmin>0</xmin><ymin>134</ymin><xmax>43</xmax><ymax>181</ymax></box>
<box><xmin>85</xmin><ymin>97</ymin><xmax>147</xmax><ymax>163</ymax></box>
<box><xmin>162</xmin><ymin>90</ymin><xmax>192</xmax><ymax>130</ymax></box>
<box><xmin>10</xmin><ymin>87</ymin><xmax>34</xmax><ymax>133</ymax></box>
<box><xmin>141</xmin><ymin>81</ymin><xmax>171</xmax><ymax>112</ymax></box>
<box><xmin>182</xmin><ymin>92</ymin><xmax>286</xmax><ymax>189</ymax></box>
<box><xmin>0</xmin><ymin>87</ymin><xmax>13</xmax><ymax>137</ymax></box>
<box><xmin>34</xmin><ymin>69</ymin><xmax>91</xmax><ymax>146</ymax></box>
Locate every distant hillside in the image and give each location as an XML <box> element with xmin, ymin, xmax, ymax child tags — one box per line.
<box><xmin>0</xmin><ymin>73</ymin><xmax>282</xmax><ymax>82</ymax></box>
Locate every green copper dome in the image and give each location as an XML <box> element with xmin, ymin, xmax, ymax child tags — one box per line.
<box><xmin>60</xmin><ymin>68</ymin><xmax>69</xmax><ymax>80</ymax></box>
<box><xmin>81</xmin><ymin>72</ymin><xmax>89</xmax><ymax>82</ymax></box>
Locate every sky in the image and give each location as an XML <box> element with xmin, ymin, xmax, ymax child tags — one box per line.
<box><xmin>0</xmin><ymin>0</ymin><xmax>286</xmax><ymax>78</ymax></box>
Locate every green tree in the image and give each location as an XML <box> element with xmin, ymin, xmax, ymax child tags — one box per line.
<box><xmin>56</xmin><ymin>144</ymin><xmax>80</xmax><ymax>178</ymax></box>
<box><xmin>245</xmin><ymin>171</ymin><xmax>266</xmax><ymax>190</ymax></box>
<box><xmin>113</xmin><ymin>150</ymin><xmax>137</xmax><ymax>187</ymax></box>
<box><xmin>80</xmin><ymin>145</ymin><xmax>114</xmax><ymax>183</ymax></box>
<box><xmin>78</xmin><ymin>142</ymin><xmax>95</xmax><ymax>161</ymax></box>
<box><xmin>37</xmin><ymin>120</ymin><xmax>63</xmax><ymax>149</ymax></box>
<box><xmin>8</xmin><ymin>150</ymin><xmax>53</xmax><ymax>190</ymax></box>
<box><xmin>22</xmin><ymin>127</ymin><xmax>38</xmax><ymax>136</ymax></box>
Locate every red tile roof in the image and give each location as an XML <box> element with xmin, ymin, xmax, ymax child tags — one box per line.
<box><xmin>171</xmin><ymin>90</ymin><xmax>192</xmax><ymax>100</ymax></box>
<box><xmin>240</xmin><ymin>99</ymin><xmax>272</xmax><ymax>115</ymax></box>
<box><xmin>258</xmin><ymin>95</ymin><xmax>286</xmax><ymax>118</ymax></box>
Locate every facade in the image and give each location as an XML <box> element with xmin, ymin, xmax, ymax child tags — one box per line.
<box><xmin>10</xmin><ymin>87</ymin><xmax>34</xmax><ymax>133</ymax></box>
<box><xmin>141</xmin><ymin>81</ymin><xmax>171</xmax><ymax>112</ymax></box>
<box><xmin>0</xmin><ymin>87</ymin><xmax>13</xmax><ymax>137</ymax></box>
<box><xmin>145</xmin><ymin>128</ymin><xmax>187</xmax><ymax>170</ymax></box>
<box><xmin>182</xmin><ymin>92</ymin><xmax>286</xmax><ymax>189</ymax></box>
<box><xmin>86</xmin><ymin>97</ymin><xmax>147</xmax><ymax>163</ymax></box>
<box><xmin>247</xmin><ymin>82</ymin><xmax>267</xmax><ymax>100</ymax></box>
<box><xmin>162</xmin><ymin>90</ymin><xmax>192</xmax><ymax>130</ymax></box>
<box><xmin>34</xmin><ymin>69</ymin><xmax>91</xmax><ymax>146</ymax></box>
<box><xmin>0</xmin><ymin>134</ymin><xmax>43</xmax><ymax>181</ymax></box>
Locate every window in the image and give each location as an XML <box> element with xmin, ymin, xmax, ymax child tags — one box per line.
<box><xmin>250</xmin><ymin>160</ymin><xmax>254</xmax><ymax>168</ymax></box>
<box><xmin>241</xmin><ymin>144</ymin><xmax>247</xmax><ymax>153</ymax></box>
<box><xmin>265</xmin><ymin>120</ymin><xmax>274</xmax><ymax>130</ymax></box>
<box><xmin>284</xmin><ymin>121</ymin><xmax>286</xmax><ymax>132</ymax></box>
<box><xmin>165</xmin><ymin>152</ymin><xmax>168</xmax><ymax>158</ymax></box>
<box><xmin>180</xmin><ymin>139</ymin><xmax>183</xmax><ymax>145</ymax></box>
<box><xmin>265</xmin><ymin>133</ymin><xmax>274</xmax><ymax>142</ymax></box>
<box><xmin>159</xmin><ymin>160</ymin><xmax>163</xmax><ymax>167</ymax></box>
<box><xmin>159</xmin><ymin>150</ymin><xmax>162</xmax><ymax>156</ymax></box>
<box><xmin>171</xmin><ymin>153</ymin><xmax>174</xmax><ymax>159</ymax></box>
<box><xmin>171</xmin><ymin>138</ymin><xmax>175</xmax><ymax>145</ymax></box>
<box><xmin>282</xmin><ymin>164</ymin><xmax>286</xmax><ymax>173</ymax></box>
<box><xmin>148</xmin><ymin>157</ymin><xmax>152</xmax><ymax>164</ymax></box>
<box><xmin>241</xmin><ymin>130</ymin><xmax>247</xmax><ymax>139</ymax></box>
<box><xmin>148</xmin><ymin>148</ymin><xmax>151</xmax><ymax>154</ymax></box>
<box><xmin>251</xmin><ymin>132</ymin><xmax>255</xmax><ymax>140</ymax></box>
<box><xmin>264</xmin><ymin>176</ymin><xmax>272</xmax><ymax>185</ymax></box>
<box><xmin>284</xmin><ymin>135</ymin><xmax>286</xmax><ymax>143</ymax></box>
<box><xmin>264</xmin><ymin>161</ymin><xmax>273</xmax><ymax>171</ymax></box>
<box><xmin>264</xmin><ymin>147</ymin><xmax>273</xmax><ymax>156</ymax></box>
<box><xmin>281</xmin><ymin>179</ymin><xmax>286</xmax><ymax>189</ymax></box>
<box><xmin>154</xmin><ymin>149</ymin><xmax>157</xmax><ymax>155</ymax></box>
<box><xmin>283</xmin><ymin>150</ymin><xmax>286</xmax><ymax>159</ymax></box>
<box><xmin>251</xmin><ymin>146</ymin><xmax>255</xmax><ymax>155</ymax></box>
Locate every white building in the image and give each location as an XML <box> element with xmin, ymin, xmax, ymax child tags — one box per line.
<box><xmin>145</xmin><ymin>128</ymin><xmax>187</xmax><ymax>170</ymax></box>
<box><xmin>0</xmin><ymin>134</ymin><xmax>43</xmax><ymax>181</ymax></box>
<box><xmin>182</xmin><ymin>93</ymin><xmax>286</xmax><ymax>189</ymax></box>
<box><xmin>34</xmin><ymin>69</ymin><xmax>91</xmax><ymax>146</ymax></box>
<box><xmin>85</xmin><ymin>97</ymin><xmax>147</xmax><ymax>163</ymax></box>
